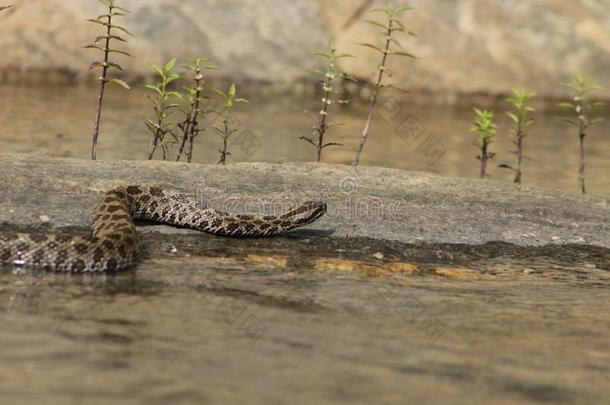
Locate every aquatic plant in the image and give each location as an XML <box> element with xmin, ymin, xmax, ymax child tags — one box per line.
<box><xmin>145</xmin><ymin>58</ymin><xmax>181</xmax><ymax>161</ymax></box>
<box><xmin>352</xmin><ymin>2</ymin><xmax>416</xmax><ymax>166</ymax></box>
<box><xmin>559</xmin><ymin>75</ymin><xmax>604</xmax><ymax>195</ymax></box>
<box><xmin>85</xmin><ymin>0</ymin><xmax>132</xmax><ymax>160</ymax></box>
<box><xmin>212</xmin><ymin>84</ymin><xmax>248</xmax><ymax>165</ymax></box>
<box><xmin>301</xmin><ymin>42</ymin><xmax>353</xmax><ymax>162</ymax></box>
<box><xmin>499</xmin><ymin>89</ymin><xmax>536</xmax><ymax>185</ymax></box>
<box><xmin>471</xmin><ymin>108</ymin><xmax>497</xmax><ymax>179</ymax></box>
<box><xmin>176</xmin><ymin>58</ymin><xmax>218</xmax><ymax>163</ymax></box>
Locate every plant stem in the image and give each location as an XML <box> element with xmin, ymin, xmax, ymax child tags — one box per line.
<box><xmin>148</xmin><ymin>80</ymin><xmax>171</xmax><ymax>161</ymax></box>
<box><xmin>515</xmin><ymin>135</ymin><xmax>523</xmax><ymax>185</ymax></box>
<box><xmin>218</xmin><ymin>118</ymin><xmax>229</xmax><ymax>165</ymax></box>
<box><xmin>177</xmin><ymin>76</ymin><xmax>203</xmax><ymax>163</ymax></box>
<box><xmin>176</xmin><ymin>124</ymin><xmax>189</xmax><ymax>162</ymax></box>
<box><xmin>188</xmin><ymin>81</ymin><xmax>202</xmax><ymax>163</ymax></box>
<box><xmin>575</xmin><ymin>97</ymin><xmax>587</xmax><ymax>195</ymax></box>
<box><xmin>91</xmin><ymin>9</ymin><xmax>112</xmax><ymax>161</ymax></box>
<box><xmin>186</xmin><ymin>121</ymin><xmax>199</xmax><ymax>163</ymax></box>
<box><xmin>352</xmin><ymin>21</ymin><xmax>393</xmax><ymax>166</ymax></box>
<box><xmin>316</xmin><ymin>80</ymin><xmax>332</xmax><ymax>162</ymax></box>
<box><xmin>579</xmin><ymin>126</ymin><xmax>586</xmax><ymax>195</ymax></box>
<box><xmin>221</xmin><ymin>137</ymin><xmax>228</xmax><ymax>165</ymax></box>
<box><xmin>148</xmin><ymin>122</ymin><xmax>161</xmax><ymax>159</ymax></box>
<box><xmin>148</xmin><ymin>124</ymin><xmax>162</xmax><ymax>160</ymax></box>
<box><xmin>480</xmin><ymin>141</ymin><xmax>489</xmax><ymax>179</ymax></box>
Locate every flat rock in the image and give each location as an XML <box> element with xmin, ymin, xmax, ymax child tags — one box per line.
<box><xmin>1</xmin><ymin>153</ymin><xmax>609</xmax><ymax>247</ymax></box>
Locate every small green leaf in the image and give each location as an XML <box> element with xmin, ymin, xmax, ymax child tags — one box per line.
<box><xmin>391</xmin><ymin>20</ymin><xmax>406</xmax><ymax>31</ymax></box>
<box><xmin>145</xmin><ymin>84</ymin><xmax>163</xmax><ymax>95</ymax></box>
<box><xmin>312</xmin><ymin>51</ymin><xmax>331</xmax><ymax>59</ymax></box>
<box><xmin>370</xmin><ymin>7</ymin><xmax>390</xmax><ymax>14</ymax></box>
<box><xmin>364</xmin><ymin>20</ymin><xmax>387</xmax><ymax>30</ymax></box>
<box><xmin>89</xmin><ymin>61</ymin><xmax>104</xmax><ymax>70</ymax></box>
<box><xmin>357</xmin><ymin>43</ymin><xmax>384</xmax><ymax>53</ymax></box>
<box><xmin>96</xmin><ymin>34</ymin><xmax>127</xmax><ymax>43</ymax></box>
<box><xmin>110</xmin><ymin>25</ymin><xmax>134</xmax><ymax>36</ymax></box>
<box><xmin>307</xmin><ymin>68</ymin><xmax>325</xmax><ymax>76</ymax></box>
<box><xmin>389</xmin><ymin>37</ymin><xmax>405</xmax><ymax>50</ymax></box>
<box><xmin>108</xmin><ymin>49</ymin><xmax>132</xmax><ymax>57</ymax></box>
<box><xmin>152</xmin><ymin>65</ymin><xmax>164</xmax><ymax>77</ymax></box>
<box><xmin>107</xmin><ymin>61</ymin><xmax>125</xmax><ymax>71</ymax></box>
<box><xmin>506</xmin><ymin>112</ymin><xmax>519</xmax><ymax>123</ymax></box>
<box><xmin>83</xmin><ymin>44</ymin><xmax>105</xmax><ymax>51</ymax></box>
<box><xmin>86</xmin><ymin>18</ymin><xmax>107</xmax><ymax>26</ymax></box>
<box><xmin>165</xmin><ymin>58</ymin><xmax>177</xmax><ymax>72</ymax></box>
<box><xmin>111</xmin><ymin>78</ymin><xmax>131</xmax><ymax>90</ymax></box>
<box><xmin>391</xmin><ymin>51</ymin><xmax>417</xmax><ymax>58</ymax></box>
<box><xmin>394</xmin><ymin>5</ymin><xmax>414</xmax><ymax>14</ymax></box>
<box><xmin>112</xmin><ymin>5</ymin><xmax>131</xmax><ymax>14</ymax></box>
<box><xmin>166</xmin><ymin>72</ymin><xmax>181</xmax><ymax>82</ymax></box>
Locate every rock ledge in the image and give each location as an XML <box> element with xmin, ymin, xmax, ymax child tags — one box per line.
<box><xmin>1</xmin><ymin>153</ymin><xmax>608</xmax><ymax>248</ymax></box>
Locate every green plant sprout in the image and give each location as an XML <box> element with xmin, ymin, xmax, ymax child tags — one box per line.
<box><xmin>212</xmin><ymin>84</ymin><xmax>248</xmax><ymax>165</ymax></box>
<box><xmin>559</xmin><ymin>75</ymin><xmax>604</xmax><ymax>195</ymax></box>
<box><xmin>301</xmin><ymin>42</ymin><xmax>353</xmax><ymax>162</ymax></box>
<box><xmin>499</xmin><ymin>89</ymin><xmax>536</xmax><ymax>185</ymax></box>
<box><xmin>471</xmin><ymin>108</ymin><xmax>497</xmax><ymax>179</ymax></box>
<box><xmin>145</xmin><ymin>58</ymin><xmax>181</xmax><ymax>161</ymax></box>
<box><xmin>352</xmin><ymin>2</ymin><xmax>416</xmax><ymax>166</ymax></box>
<box><xmin>85</xmin><ymin>0</ymin><xmax>132</xmax><ymax>160</ymax></box>
<box><xmin>176</xmin><ymin>58</ymin><xmax>218</xmax><ymax>163</ymax></box>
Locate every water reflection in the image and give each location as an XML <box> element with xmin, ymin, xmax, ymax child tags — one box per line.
<box><xmin>0</xmin><ymin>85</ymin><xmax>608</xmax><ymax>195</ymax></box>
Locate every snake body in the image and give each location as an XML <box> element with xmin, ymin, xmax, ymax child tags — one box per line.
<box><xmin>0</xmin><ymin>186</ymin><xmax>327</xmax><ymax>273</ymax></box>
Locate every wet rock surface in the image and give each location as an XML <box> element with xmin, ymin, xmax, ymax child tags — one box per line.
<box><xmin>0</xmin><ymin>153</ymin><xmax>609</xmax><ymax>404</ymax></box>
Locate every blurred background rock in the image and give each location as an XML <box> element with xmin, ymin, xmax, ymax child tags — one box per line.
<box><xmin>1</xmin><ymin>0</ymin><xmax>610</xmax><ymax>99</ymax></box>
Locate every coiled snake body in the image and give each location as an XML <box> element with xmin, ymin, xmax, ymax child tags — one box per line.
<box><xmin>0</xmin><ymin>186</ymin><xmax>327</xmax><ymax>273</ymax></box>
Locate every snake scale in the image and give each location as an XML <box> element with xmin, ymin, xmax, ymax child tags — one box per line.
<box><xmin>0</xmin><ymin>186</ymin><xmax>327</xmax><ymax>273</ymax></box>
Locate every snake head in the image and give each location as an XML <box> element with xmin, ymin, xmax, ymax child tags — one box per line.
<box><xmin>289</xmin><ymin>200</ymin><xmax>328</xmax><ymax>226</ymax></box>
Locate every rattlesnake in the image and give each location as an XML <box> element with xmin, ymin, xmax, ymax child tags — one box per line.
<box><xmin>0</xmin><ymin>186</ymin><xmax>327</xmax><ymax>273</ymax></box>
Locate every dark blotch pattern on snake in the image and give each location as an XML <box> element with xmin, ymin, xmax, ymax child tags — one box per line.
<box><xmin>0</xmin><ymin>186</ymin><xmax>327</xmax><ymax>273</ymax></box>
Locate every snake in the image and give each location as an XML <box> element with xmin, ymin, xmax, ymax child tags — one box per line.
<box><xmin>0</xmin><ymin>186</ymin><xmax>327</xmax><ymax>273</ymax></box>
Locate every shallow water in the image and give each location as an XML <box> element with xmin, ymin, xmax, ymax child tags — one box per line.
<box><xmin>0</xmin><ymin>85</ymin><xmax>609</xmax><ymax>195</ymax></box>
<box><xmin>0</xmin><ymin>234</ymin><xmax>609</xmax><ymax>404</ymax></box>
